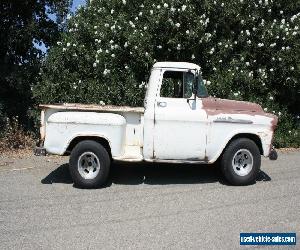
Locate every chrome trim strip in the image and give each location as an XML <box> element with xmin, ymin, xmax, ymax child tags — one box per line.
<box><xmin>213</xmin><ymin>117</ymin><xmax>253</xmax><ymax>124</ymax></box>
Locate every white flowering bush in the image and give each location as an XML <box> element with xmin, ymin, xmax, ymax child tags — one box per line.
<box><xmin>34</xmin><ymin>0</ymin><xmax>300</xmax><ymax>146</ymax></box>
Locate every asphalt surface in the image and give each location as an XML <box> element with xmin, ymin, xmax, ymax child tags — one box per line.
<box><xmin>0</xmin><ymin>151</ymin><xmax>299</xmax><ymax>249</ymax></box>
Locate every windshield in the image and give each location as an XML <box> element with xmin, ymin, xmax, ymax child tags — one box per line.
<box><xmin>197</xmin><ymin>75</ymin><xmax>209</xmax><ymax>98</ymax></box>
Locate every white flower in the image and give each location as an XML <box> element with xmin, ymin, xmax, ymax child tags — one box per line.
<box><xmin>219</xmin><ymin>59</ymin><xmax>222</xmax><ymax>63</ymax></box>
<box><xmin>145</xmin><ymin>52</ymin><xmax>149</xmax><ymax>56</ymax></box>
<box><xmin>213</xmin><ymin>67</ymin><xmax>217</xmax><ymax>71</ymax></box>
<box><xmin>93</xmin><ymin>62</ymin><xmax>97</xmax><ymax>67</ymax></box>
<box><xmin>67</xmin><ymin>42</ymin><xmax>71</xmax><ymax>47</ymax></box>
<box><xmin>104</xmin><ymin>23</ymin><xmax>109</xmax><ymax>28</ymax></box>
<box><xmin>157</xmin><ymin>45</ymin><xmax>162</xmax><ymax>49</ymax></box>
<box><xmin>246</xmin><ymin>62</ymin><xmax>250</xmax><ymax>66</ymax></box>
<box><xmin>164</xmin><ymin>3</ymin><xmax>168</xmax><ymax>8</ymax></box>
<box><xmin>122</xmin><ymin>0</ymin><xmax>126</xmax><ymax>5</ymax></box>
<box><xmin>94</xmin><ymin>26</ymin><xmax>97</xmax><ymax>29</ymax></box>
<box><xmin>186</xmin><ymin>30</ymin><xmax>190</xmax><ymax>34</ymax></box>
<box><xmin>150</xmin><ymin>10</ymin><xmax>153</xmax><ymax>15</ymax></box>
<box><xmin>175</xmin><ymin>23</ymin><xmax>181</xmax><ymax>28</ymax></box>
<box><xmin>97</xmin><ymin>49</ymin><xmax>102</xmax><ymax>54</ymax></box>
<box><xmin>171</xmin><ymin>7</ymin><xmax>176</xmax><ymax>12</ymax></box>
<box><xmin>270</xmin><ymin>68</ymin><xmax>273</xmax><ymax>72</ymax></box>
<box><xmin>269</xmin><ymin>96</ymin><xmax>274</xmax><ymax>100</ymax></box>
<box><xmin>111</xmin><ymin>54</ymin><xmax>115</xmax><ymax>58</ymax></box>
<box><xmin>182</xmin><ymin>5</ymin><xmax>187</xmax><ymax>11</ymax></box>
<box><xmin>264</xmin><ymin>107</ymin><xmax>268</xmax><ymax>111</ymax></box>
<box><xmin>191</xmin><ymin>54</ymin><xmax>195</xmax><ymax>59</ymax></box>
<box><xmin>139</xmin><ymin>12</ymin><xmax>143</xmax><ymax>16</ymax></box>
<box><xmin>234</xmin><ymin>92</ymin><xmax>239</xmax><ymax>96</ymax></box>
<box><xmin>103</xmin><ymin>69</ymin><xmax>110</xmax><ymax>75</ymax></box>
<box><xmin>280</xmin><ymin>10</ymin><xmax>283</xmax><ymax>14</ymax></box>
<box><xmin>206</xmin><ymin>80</ymin><xmax>211</xmax><ymax>86</ymax></box>
<box><xmin>258</xmin><ymin>43</ymin><xmax>264</xmax><ymax>47</ymax></box>
<box><xmin>144</xmin><ymin>26</ymin><xmax>148</xmax><ymax>30</ymax></box>
<box><xmin>124</xmin><ymin>42</ymin><xmax>128</xmax><ymax>48</ymax></box>
<box><xmin>291</xmin><ymin>66</ymin><xmax>295</xmax><ymax>70</ymax></box>
<box><xmin>157</xmin><ymin>5</ymin><xmax>161</xmax><ymax>9</ymax></box>
<box><xmin>100</xmin><ymin>101</ymin><xmax>105</xmax><ymax>105</ymax></box>
<box><xmin>270</xmin><ymin>43</ymin><xmax>276</xmax><ymax>47</ymax></box>
<box><xmin>62</xmin><ymin>48</ymin><xmax>66</xmax><ymax>52</ymax></box>
<box><xmin>111</xmin><ymin>9</ymin><xmax>114</xmax><ymax>14</ymax></box>
<box><xmin>57</xmin><ymin>41</ymin><xmax>62</xmax><ymax>45</ymax></box>
<box><xmin>221</xmin><ymin>3</ymin><xmax>224</xmax><ymax>7</ymax></box>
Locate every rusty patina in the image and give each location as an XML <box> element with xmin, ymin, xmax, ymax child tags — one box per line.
<box><xmin>39</xmin><ymin>103</ymin><xmax>144</xmax><ymax>113</ymax></box>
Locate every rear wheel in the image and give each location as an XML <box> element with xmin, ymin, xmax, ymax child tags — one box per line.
<box><xmin>221</xmin><ymin>138</ymin><xmax>261</xmax><ymax>185</ymax></box>
<box><xmin>69</xmin><ymin>140</ymin><xmax>110</xmax><ymax>188</ymax></box>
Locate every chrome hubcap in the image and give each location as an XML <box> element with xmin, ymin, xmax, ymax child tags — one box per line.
<box><xmin>232</xmin><ymin>149</ymin><xmax>253</xmax><ymax>176</ymax></box>
<box><xmin>77</xmin><ymin>152</ymin><xmax>100</xmax><ymax>179</ymax></box>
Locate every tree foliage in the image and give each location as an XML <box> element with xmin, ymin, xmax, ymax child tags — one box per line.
<box><xmin>0</xmin><ymin>0</ymin><xmax>72</xmax><ymax>128</ymax></box>
<box><xmin>34</xmin><ymin>0</ymin><xmax>300</xmax><ymax>146</ymax></box>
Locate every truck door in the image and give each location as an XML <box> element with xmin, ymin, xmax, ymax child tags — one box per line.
<box><xmin>153</xmin><ymin>69</ymin><xmax>208</xmax><ymax>161</ymax></box>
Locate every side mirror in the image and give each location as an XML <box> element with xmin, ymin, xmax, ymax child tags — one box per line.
<box><xmin>187</xmin><ymin>75</ymin><xmax>198</xmax><ymax>103</ymax></box>
<box><xmin>193</xmin><ymin>76</ymin><xmax>198</xmax><ymax>95</ymax></box>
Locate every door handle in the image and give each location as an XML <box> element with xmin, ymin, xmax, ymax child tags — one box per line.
<box><xmin>157</xmin><ymin>101</ymin><xmax>167</xmax><ymax>108</ymax></box>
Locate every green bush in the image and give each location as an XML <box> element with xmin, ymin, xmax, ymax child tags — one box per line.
<box><xmin>33</xmin><ymin>0</ymin><xmax>300</xmax><ymax>147</ymax></box>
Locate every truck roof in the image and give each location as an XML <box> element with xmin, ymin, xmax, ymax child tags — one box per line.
<box><xmin>153</xmin><ymin>61</ymin><xmax>201</xmax><ymax>70</ymax></box>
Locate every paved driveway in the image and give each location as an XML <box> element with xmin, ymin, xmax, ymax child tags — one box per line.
<box><xmin>0</xmin><ymin>151</ymin><xmax>299</xmax><ymax>249</ymax></box>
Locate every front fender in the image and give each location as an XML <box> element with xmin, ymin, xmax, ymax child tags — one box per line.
<box><xmin>206</xmin><ymin>126</ymin><xmax>273</xmax><ymax>163</ymax></box>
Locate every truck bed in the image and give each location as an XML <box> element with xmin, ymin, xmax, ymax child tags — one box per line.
<box><xmin>39</xmin><ymin>103</ymin><xmax>145</xmax><ymax>113</ymax></box>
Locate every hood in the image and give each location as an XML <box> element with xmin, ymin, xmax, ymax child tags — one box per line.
<box><xmin>202</xmin><ymin>97</ymin><xmax>263</xmax><ymax>115</ymax></box>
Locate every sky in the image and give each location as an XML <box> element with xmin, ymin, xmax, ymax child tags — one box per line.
<box><xmin>35</xmin><ymin>0</ymin><xmax>86</xmax><ymax>52</ymax></box>
<box><xmin>71</xmin><ymin>0</ymin><xmax>86</xmax><ymax>12</ymax></box>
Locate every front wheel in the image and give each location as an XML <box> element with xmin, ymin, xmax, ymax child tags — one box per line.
<box><xmin>69</xmin><ymin>140</ymin><xmax>110</xmax><ymax>188</ymax></box>
<box><xmin>221</xmin><ymin>138</ymin><xmax>261</xmax><ymax>185</ymax></box>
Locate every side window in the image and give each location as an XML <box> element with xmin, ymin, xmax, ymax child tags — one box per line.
<box><xmin>160</xmin><ymin>71</ymin><xmax>194</xmax><ymax>98</ymax></box>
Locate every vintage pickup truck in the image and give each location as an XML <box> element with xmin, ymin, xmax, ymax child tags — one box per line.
<box><xmin>35</xmin><ymin>62</ymin><xmax>278</xmax><ymax>188</ymax></box>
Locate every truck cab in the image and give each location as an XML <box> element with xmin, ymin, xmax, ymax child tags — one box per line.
<box><xmin>35</xmin><ymin>62</ymin><xmax>278</xmax><ymax>188</ymax></box>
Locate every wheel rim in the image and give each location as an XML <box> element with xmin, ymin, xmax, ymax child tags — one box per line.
<box><xmin>77</xmin><ymin>152</ymin><xmax>100</xmax><ymax>179</ymax></box>
<box><xmin>232</xmin><ymin>149</ymin><xmax>253</xmax><ymax>177</ymax></box>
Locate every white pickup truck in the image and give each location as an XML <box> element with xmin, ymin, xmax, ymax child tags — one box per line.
<box><xmin>35</xmin><ymin>62</ymin><xmax>278</xmax><ymax>188</ymax></box>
